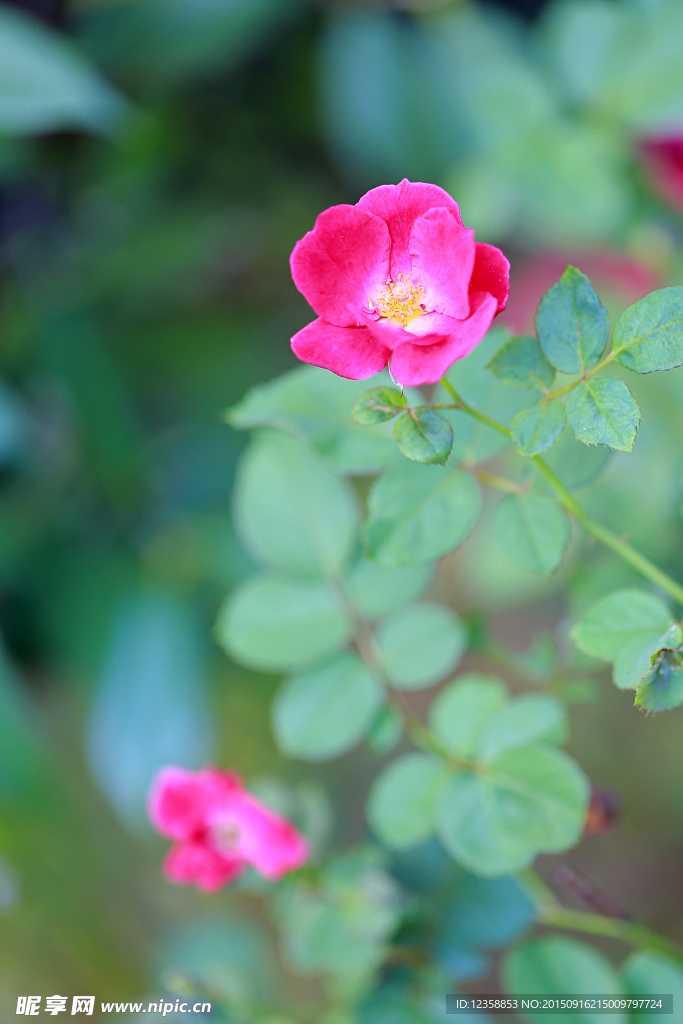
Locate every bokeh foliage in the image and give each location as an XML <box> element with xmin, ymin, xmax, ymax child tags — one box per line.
<box><xmin>2</xmin><ymin>0</ymin><xmax>683</xmax><ymax>1019</ymax></box>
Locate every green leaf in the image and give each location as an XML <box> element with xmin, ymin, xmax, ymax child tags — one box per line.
<box><xmin>544</xmin><ymin>427</ymin><xmax>611</xmax><ymax>490</ymax></box>
<box><xmin>622</xmin><ymin>953</ymin><xmax>683</xmax><ymax>1024</ymax></box>
<box><xmin>344</xmin><ymin>558</ymin><xmax>433</xmax><ymax>618</ymax></box>
<box><xmin>393</xmin><ymin>408</ymin><xmax>453</xmax><ymax>465</ymax></box>
<box><xmin>215</xmin><ymin>573</ymin><xmax>350</xmax><ymax>672</ymax></box>
<box><xmin>226</xmin><ymin>367</ymin><xmax>397</xmax><ymax>474</ymax></box>
<box><xmin>436</xmin><ymin>746</ymin><xmax>589</xmax><ymax>876</ymax></box>
<box><xmin>504</xmin><ymin>937</ymin><xmax>624</xmax><ymax>1024</ymax></box>
<box><xmin>566</xmin><ymin>378</ymin><xmax>640</xmax><ymax>452</ymax></box>
<box><xmin>375</xmin><ymin>602</ymin><xmax>466</xmax><ymax>690</ymax></box>
<box><xmin>511</xmin><ymin>401</ymin><xmax>565</xmax><ymax>456</ymax></box>
<box><xmin>476</xmin><ymin>695</ymin><xmax>568</xmax><ymax>761</ymax></box>
<box><xmin>613</xmin><ymin>624</ymin><xmax>682</xmax><ymax>691</ymax></box>
<box><xmin>571</xmin><ymin>589</ymin><xmax>672</xmax><ymax>661</ymax></box>
<box><xmin>495</xmin><ymin>493</ymin><xmax>570</xmax><ymax>575</ymax></box>
<box><xmin>613</xmin><ymin>287</ymin><xmax>683</xmax><ymax>374</ymax></box>
<box><xmin>366</xmin><ymin>705</ymin><xmax>403</xmax><ymax>754</ymax></box>
<box><xmin>351</xmin><ymin>386</ymin><xmax>407</xmax><ymax>425</ymax></box>
<box><xmin>272</xmin><ymin>654</ymin><xmax>383</xmax><ymax>760</ymax></box>
<box><xmin>367</xmin><ymin>753</ymin><xmax>449</xmax><ymax>848</ymax></box>
<box><xmin>429</xmin><ymin>674</ymin><xmax>508</xmax><ymax>758</ymax></box>
<box><xmin>0</xmin><ymin>5</ymin><xmax>125</xmax><ymax>136</ymax></box>
<box><xmin>635</xmin><ymin>650</ymin><xmax>683</xmax><ymax>713</ymax></box>
<box><xmin>234</xmin><ymin>431</ymin><xmax>359</xmax><ymax>578</ymax></box>
<box><xmin>487</xmin><ymin>335</ymin><xmax>555</xmax><ymax>391</ymax></box>
<box><xmin>365</xmin><ymin>463</ymin><xmax>481</xmax><ymax>567</ymax></box>
<box><xmin>275</xmin><ymin>848</ymin><xmax>401</xmax><ymax>978</ymax></box>
<box><xmin>536</xmin><ymin>267</ymin><xmax>610</xmax><ymax>374</ymax></box>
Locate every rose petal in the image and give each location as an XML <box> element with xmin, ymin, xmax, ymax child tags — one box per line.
<box><xmin>390</xmin><ymin>292</ymin><xmax>498</xmax><ymax>386</ymax></box>
<box><xmin>357</xmin><ymin>179</ymin><xmax>463</xmax><ymax>280</ymax></box>
<box><xmin>290</xmin><ymin>205</ymin><xmax>390</xmax><ymax>326</ymax></box>
<box><xmin>148</xmin><ymin>766</ymin><xmax>243</xmax><ymax>842</ymax></box>
<box><xmin>163</xmin><ymin>841</ymin><xmax>244</xmax><ymax>892</ymax></box>
<box><xmin>359</xmin><ymin>309</ymin><xmax>456</xmax><ymax>351</ymax></box>
<box><xmin>409</xmin><ymin>208</ymin><xmax>474</xmax><ymax>320</ymax></box>
<box><xmin>470</xmin><ymin>243</ymin><xmax>510</xmax><ymax>313</ymax></box>
<box><xmin>291</xmin><ymin>318</ymin><xmax>390</xmax><ymax>379</ymax></box>
<box><xmin>228</xmin><ymin>792</ymin><xmax>310</xmax><ymax>881</ymax></box>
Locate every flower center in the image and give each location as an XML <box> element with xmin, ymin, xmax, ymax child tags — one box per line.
<box><xmin>367</xmin><ymin>273</ymin><xmax>427</xmax><ymax>327</ymax></box>
<box><xmin>211</xmin><ymin>821</ymin><xmax>241</xmax><ymax>854</ymax></box>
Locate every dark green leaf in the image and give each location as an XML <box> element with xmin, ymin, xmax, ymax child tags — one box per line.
<box><xmin>351</xmin><ymin>386</ymin><xmax>408</xmax><ymax>425</ymax></box>
<box><xmin>365</xmin><ymin>463</ymin><xmax>481</xmax><ymax>567</ymax></box>
<box><xmin>635</xmin><ymin>650</ymin><xmax>683</xmax><ymax>713</ymax></box>
<box><xmin>535</xmin><ymin>266</ymin><xmax>609</xmax><ymax>374</ymax></box>
<box><xmin>272</xmin><ymin>654</ymin><xmax>383</xmax><ymax>760</ymax></box>
<box><xmin>566</xmin><ymin>378</ymin><xmax>640</xmax><ymax>451</ymax></box>
<box><xmin>511</xmin><ymin>401</ymin><xmax>565</xmax><ymax>456</ymax></box>
<box><xmin>487</xmin><ymin>335</ymin><xmax>555</xmax><ymax>391</ymax></box>
<box><xmin>495</xmin><ymin>493</ymin><xmax>570</xmax><ymax>575</ymax></box>
<box><xmin>0</xmin><ymin>5</ymin><xmax>125</xmax><ymax>136</ymax></box>
<box><xmin>393</xmin><ymin>407</ymin><xmax>453</xmax><ymax>465</ymax></box>
<box><xmin>614</xmin><ymin>287</ymin><xmax>683</xmax><ymax>374</ymax></box>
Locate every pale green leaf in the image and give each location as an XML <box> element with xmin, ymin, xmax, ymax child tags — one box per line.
<box><xmin>215</xmin><ymin>573</ymin><xmax>350</xmax><ymax>672</ymax></box>
<box><xmin>429</xmin><ymin>674</ymin><xmax>507</xmax><ymax>758</ymax></box>
<box><xmin>234</xmin><ymin>431</ymin><xmax>359</xmax><ymax>578</ymax></box>
<box><xmin>272</xmin><ymin>654</ymin><xmax>383</xmax><ymax>760</ymax></box>
<box><xmin>436</xmin><ymin>745</ymin><xmax>589</xmax><ymax>876</ymax></box>
<box><xmin>487</xmin><ymin>335</ymin><xmax>555</xmax><ymax>391</ymax></box>
<box><xmin>512</xmin><ymin>401</ymin><xmax>565</xmax><ymax>456</ymax></box>
<box><xmin>376</xmin><ymin>602</ymin><xmax>466</xmax><ymax>690</ymax></box>
<box><xmin>495</xmin><ymin>493</ymin><xmax>570</xmax><ymax>575</ymax></box>
<box><xmin>614</xmin><ymin>287</ymin><xmax>683</xmax><ymax>374</ymax></box>
<box><xmin>566</xmin><ymin>378</ymin><xmax>640</xmax><ymax>451</ymax></box>
<box><xmin>365</xmin><ymin>463</ymin><xmax>481</xmax><ymax>567</ymax></box>
<box><xmin>367</xmin><ymin>753</ymin><xmax>449</xmax><ymax>848</ymax></box>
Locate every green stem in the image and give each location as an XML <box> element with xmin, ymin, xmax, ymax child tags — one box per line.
<box><xmin>519</xmin><ymin>869</ymin><xmax>683</xmax><ymax>965</ymax></box>
<box><xmin>437</xmin><ymin>378</ymin><xmax>683</xmax><ymax>608</ymax></box>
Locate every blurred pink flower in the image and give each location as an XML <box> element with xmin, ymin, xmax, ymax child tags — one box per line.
<box><xmin>289</xmin><ymin>178</ymin><xmax>509</xmax><ymax>386</ymax></box>
<box><xmin>501</xmin><ymin>251</ymin><xmax>661</xmax><ymax>337</ymax></box>
<box><xmin>640</xmin><ymin>134</ymin><xmax>683</xmax><ymax>211</ymax></box>
<box><xmin>148</xmin><ymin>767</ymin><xmax>309</xmax><ymax>892</ymax></box>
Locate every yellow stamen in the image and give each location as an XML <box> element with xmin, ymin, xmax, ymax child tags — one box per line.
<box><xmin>372</xmin><ymin>276</ymin><xmax>427</xmax><ymax>327</ymax></box>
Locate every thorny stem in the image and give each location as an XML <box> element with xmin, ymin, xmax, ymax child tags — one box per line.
<box><xmin>519</xmin><ymin>869</ymin><xmax>683</xmax><ymax>965</ymax></box>
<box><xmin>437</xmin><ymin>377</ymin><xmax>683</xmax><ymax>608</ymax></box>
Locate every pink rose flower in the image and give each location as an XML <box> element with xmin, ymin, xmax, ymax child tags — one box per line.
<box><xmin>289</xmin><ymin>179</ymin><xmax>509</xmax><ymax>387</ymax></box>
<box><xmin>640</xmin><ymin>134</ymin><xmax>683</xmax><ymax>211</ymax></box>
<box><xmin>148</xmin><ymin>766</ymin><xmax>310</xmax><ymax>892</ymax></box>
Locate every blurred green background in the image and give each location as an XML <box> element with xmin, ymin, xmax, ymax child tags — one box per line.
<box><xmin>1</xmin><ymin>0</ymin><xmax>683</xmax><ymax>1018</ymax></box>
